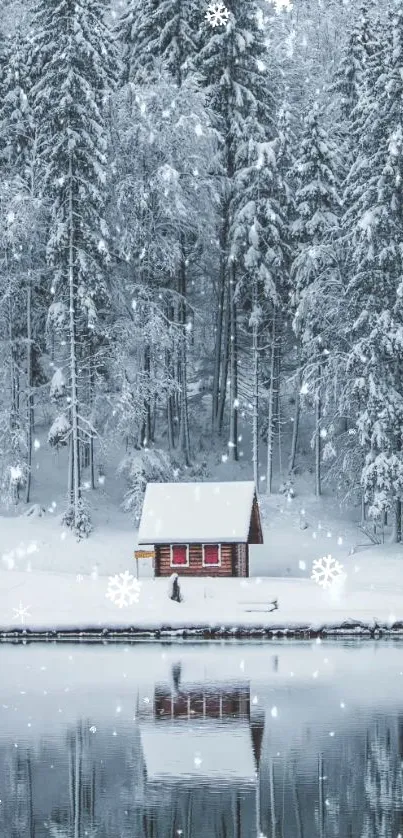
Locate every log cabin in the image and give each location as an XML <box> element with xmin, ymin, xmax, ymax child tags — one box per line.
<box><xmin>137</xmin><ymin>480</ymin><xmax>263</xmax><ymax>577</ymax></box>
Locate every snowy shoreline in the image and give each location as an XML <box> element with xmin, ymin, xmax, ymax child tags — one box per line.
<box><xmin>2</xmin><ymin>620</ymin><xmax>403</xmax><ymax>642</ymax></box>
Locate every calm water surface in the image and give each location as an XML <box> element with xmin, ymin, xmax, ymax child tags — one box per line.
<box><xmin>1</xmin><ymin>640</ymin><xmax>403</xmax><ymax>837</ymax></box>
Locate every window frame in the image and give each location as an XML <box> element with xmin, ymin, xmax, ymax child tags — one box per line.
<box><xmin>170</xmin><ymin>544</ymin><xmax>190</xmax><ymax>568</ymax></box>
<box><xmin>202</xmin><ymin>543</ymin><xmax>222</xmax><ymax>568</ymax></box>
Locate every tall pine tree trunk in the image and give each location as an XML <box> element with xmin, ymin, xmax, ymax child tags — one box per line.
<box><xmin>393</xmin><ymin>433</ymin><xmax>402</xmax><ymax>542</ymax></box>
<box><xmin>140</xmin><ymin>344</ymin><xmax>152</xmax><ymax>446</ymax></box>
<box><xmin>217</xmin><ymin>280</ymin><xmax>230</xmax><ymax>435</ymax></box>
<box><xmin>315</xmin><ymin>364</ymin><xmax>322</xmax><ymax>497</ymax></box>
<box><xmin>228</xmin><ymin>262</ymin><xmax>238</xmax><ymax>461</ymax></box>
<box><xmin>267</xmin><ymin>306</ymin><xmax>277</xmax><ymax>493</ymax></box>
<box><xmin>25</xmin><ymin>273</ymin><xmax>34</xmax><ymax>504</ymax></box>
<box><xmin>289</xmin><ymin>361</ymin><xmax>302</xmax><ymax>476</ymax></box>
<box><xmin>252</xmin><ymin>278</ymin><xmax>259</xmax><ymax>489</ymax></box>
<box><xmin>178</xmin><ymin>239</ymin><xmax>191</xmax><ymax>465</ymax></box>
<box><xmin>88</xmin><ymin>353</ymin><xmax>95</xmax><ymax>490</ymax></box>
<box><xmin>275</xmin><ymin>334</ymin><xmax>283</xmax><ymax>480</ymax></box>
<box><xmin>68</xmin><ymin>155</ymin><xmax>81</xmax><ymax>525</ymax></box>
<box><xmin>166</xmin><ymin>303</ymin><xmax>175</xmax><ymax>450</ymax></box>
<box><xmin>212</xmin><ymin>216</ymin><xmax>228</xmax><ymax>432</ymax></box>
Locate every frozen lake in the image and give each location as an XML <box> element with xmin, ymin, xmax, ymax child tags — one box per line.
<box><xmin>1</xmin><ymin>640</ymin><xmax>403</xmax><ymax>837</ymax></box>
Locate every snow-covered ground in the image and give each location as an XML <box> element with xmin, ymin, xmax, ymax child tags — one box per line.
<box><xmin>1</xmin><ymin>428</ymin><xmax>402</xmax><ymax>635</ymax></box>
<box><xmin>1</xmin><ymin>544</ymin><xmax>403</xmax><ymax>634</ymax></box>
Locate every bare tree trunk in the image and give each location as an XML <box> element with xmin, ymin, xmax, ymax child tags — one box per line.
<box><xmin>68</xmin><ymin>154</ymin><xmax>81</xmax><ymax>524</ymax></box>
<box><xmin>166</xmin><ymin>301</ymin><xmax>176</xmax><ymax>450</ymax></box>
<box><xmin>88</xmin><ymin>354</ymin><xmax>95</xmax><ymax>490</ymax></box>
<box><xmin>212</xmin><ymin>262</ymin><xmax>225</xmax><ymax>433</ymax></box>
<box><xmin>252</xmin><ymin>280</ymin><xmax>259</xmax><ymax>489</ymax></box>
<box><xmin>252</xmin><ymin>323</ymin><xmax>259</xmax><ymax>490</ymax></box>
<box><xmin>315</xmin><ymin>365</ymin><xmax>322</xmax><ymax>497</ymax></box>
<box><xmin>267</xmin><ymin>306</ymin><xmax>277</xmax><ymax>493</ymax></box>
<box><xmin>289</xmin><ymin>363</ymin><xmax>302</xmax><ymax>476</ymax></box>
<box><xmin>167</xmin><ymin>393</ymin><xmax>175</xmax><ymax>450</ymax></box>
<box><xmin>217</xmin><ymin>280</ymin><xmax>230</xmax><ymax>435</ymax></box>
<box><xmin>140</xmin><ymin>344</ymin><xmax>152</xmax><ymax>447</ymax></box>
<box><xmin>276</xmin><ymin>338</ymin><xmax>283</xmax><ymax>481</ymax></box>
<box><xmin>25</xmin><ymin>273</ymin><xmax>34</xmax><ymax>504</ymax></box>
<box><xmin>178</xmin><ymin>239</ymin><xmax>191</xmax><ymax>465</ymax></box>
<box><xmin>228</xmin><ymin>262</ymin><xmax>238</xmax><ymax>461</ymax></box>
<box><xmin>151</xmin><ymin>393</ymin><xmax>157</xmax><ymax>443</ymax></box>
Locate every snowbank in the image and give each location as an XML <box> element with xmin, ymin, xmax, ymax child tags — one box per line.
<box><xmin>1</xmin><ymin>561</ymin><xmax>403</xmax><ymax>637</ymax></box>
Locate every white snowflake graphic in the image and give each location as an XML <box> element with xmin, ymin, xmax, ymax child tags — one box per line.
<box><xmin>205</xmin><ymin>2</ymin><xmax>229</xmax><ymax>28</ymax></box>
<box><xmin>311</xmin><ymin>554</ymin><xmax>344</xmax><ymax>589</ymax></box>
<box><xmin>106</xmin><ymin>570</ymin><xmax>142</xmax><ymax>608</ymax></box>
<box><xmin>12</xmin><ymin>601</ymin><xmax>31</xmax><ymax>625</ymax></box>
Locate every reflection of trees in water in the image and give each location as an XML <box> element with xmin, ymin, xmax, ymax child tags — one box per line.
<box><xmin>135</xmin><ymin>786</ymin><xmax>250</xmax><ymax>838</ymax></box>
<box><xmin>260</xmin><ymin>734</ymin><xmax>363</xmax><ymax>838</ymax></box>
<box><xmin>1</xmin><ymin>747</ymin><xmax>34</xmax><ymax>837</ymax></box>
<box><xmin>47</xmin><ymin>720</ymin><xmax>97</xmax><ymax>838</ymax></box>
<box><xmin>361</xmin><ymin>720</ymin><xmax>403</xmax><ymax>838</ymax></box>
<box><xmin>3</xmin><ymin>711</ymin><xmax>403</xmax><ymax>838</ymax></box>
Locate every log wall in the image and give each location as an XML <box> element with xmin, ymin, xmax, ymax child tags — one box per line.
<box><xmin>155</xmin><ymin>543</ymin><xmax>243</xmax><ymax>577</ymax></box>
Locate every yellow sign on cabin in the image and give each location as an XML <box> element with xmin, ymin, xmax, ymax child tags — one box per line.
<box><xmin>135</xmin><ymin>550</ymin><xmax>155</xmax><ymax>559</ymax></box>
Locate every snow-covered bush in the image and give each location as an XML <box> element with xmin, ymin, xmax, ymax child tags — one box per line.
<box><xmin>25</xmin><ymin>503</ymin><xmax>46</xmax><ymax>517</ymax></box>
<box><xmin>50</xmin><ymin>368</ymin><xmax>66</xmax><ymax>402</ymax></box>
<box><xmin>279</xmin><ymin>479</ymin><xmax>295</xmax><ymax>500</ymax></box>
<box><xmin>48</xmin><ymin>414</ymin><xmax>70</xmax><ymax>448</ymax></box>
<box><xmin>62</xmin><ymin>499</ymin><xmax>92</xmax><ymax>540</ymax></box>
<box><xmin>184</xmin><ymin>459</ymin><xmax>209</xmax><ymax>481</ymax></box>
<box><xmin>46</xmin><ymin>301</ymin><xmax>68</xmax><ymax>332</ymax></box>
<box><xmin>8</xmin><ymin>462</ymin><xmax>27</xmax><ymax>503</ymax></box>
<box><xmin>118</xmin><ymin>447</ymin><xmax>179</xmax><ymax>522</ymax></box>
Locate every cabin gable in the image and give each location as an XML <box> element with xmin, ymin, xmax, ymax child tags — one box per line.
<box><xmin>248</xmin><ymin>494</ymin><xmax>263</xmax><ymax>545</ymax></box>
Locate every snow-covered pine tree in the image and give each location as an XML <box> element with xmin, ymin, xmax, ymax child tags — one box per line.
<box><xmin>199</xmin><ymin>0</ymin><xmax>276</xmax><ymax>461</ymax></box>
<box><xmin>233</xmin><ymin>121</ymin><xmax>291</xmax><ymax>491</ymax></box>
<box><xmin>150</xmin><ymin>0</ymin><xmax>200</xmax><ymax>85</ymax></box>
<box><xmin>0</xmin><ymin>23</ymin><xmax>46</xmax><ymax>507</ymax></box>
<box><xmin>116</xmin><ymin>0</ymin><xmax>160</xmax><ymax>85</ymax></box>
<box><xmin>291</xmin><ymin>102</ymin><xmax>341</xmax><ymax>497</ymax></box>
<box><xmin>116</xmin><ymin>0</ymin><xmax>212</xmax><ymax>466</ymax></box>
<box><xmin>342</xmin><ymin>2</ymin><xmax>403</xmax><ymax>540</ymax></box>
<box><xmin>110</xmin><ymin>72</ymin><xmax>217</xmax><ymax>464</ymax></box>
<box><xmin>31</xmin><ymin>0</ymin><xmax>117</xmax><ymax>536</ymax></box>
<box><xmin>328</xmin><ymin>1</ymin><xmax>383</xmax><ymax>513</ymax></box>
<box><xmin>117</xmin><ymin>0</ymin><xmax>199</xmax><ymax>86</ymax></box>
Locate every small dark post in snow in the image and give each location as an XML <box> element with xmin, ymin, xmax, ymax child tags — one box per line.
<box><xmin>169</xmin><ymin>572</ymin><xmax>182</xmax><ymax>603</ymax></box>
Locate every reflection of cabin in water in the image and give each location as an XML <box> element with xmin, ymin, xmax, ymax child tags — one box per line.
<box><xmin>137</xmin><ymin>676</ymin><xmax>265</xmax><ymax>837</ymax></box>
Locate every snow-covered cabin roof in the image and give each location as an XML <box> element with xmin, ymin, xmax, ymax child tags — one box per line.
<box><xmin>138</xmin><ymin>481</ymin><xmax>259</xmax><ymax>544</ymax></box>
<box><xmin>139</xmin><ymin>721</ymin><xmax>256</xmax><ymax>784</ymax></box>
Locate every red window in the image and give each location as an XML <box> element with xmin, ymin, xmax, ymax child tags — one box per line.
<box><xmin>203</xmin><ymin>545</ymin><xmax>220</xmax><ymax>566</ymax></box>
<box><xmin>171</xmin><ymin>545</ymin><xmax>188</xmax><ymax>566</ymax></box>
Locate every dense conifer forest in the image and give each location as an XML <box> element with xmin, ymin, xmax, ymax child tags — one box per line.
<box><xmin>0</xmin><ymin>0</ymin><xmax>401</xmax><ymax>540</ymax></box>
